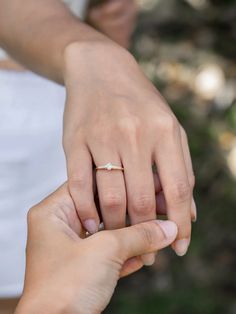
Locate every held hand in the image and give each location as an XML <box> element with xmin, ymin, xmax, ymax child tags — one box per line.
<box><xmin>16</xmin><ymin>184</ymin><xmax>177</xmax><ymax>314</ymax></box>
<box><xmin>87</xmin><ymin>0</ymin><xmax>138</xmax><ymax>48</ymax></box>
<box><xmin>63</xmin><ymin>42</ymin><xmax>196</xmax><ymax>264</ymax></box>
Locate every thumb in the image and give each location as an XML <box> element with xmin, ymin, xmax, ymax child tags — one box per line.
<box><xmin>114</xmin><ymin>220</ymin><xmax>178</xmax><ymax>260</ymax></box>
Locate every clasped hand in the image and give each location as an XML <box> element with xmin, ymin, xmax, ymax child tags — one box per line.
<box><xmin>15</xmin><ymin>184</ymin><xmax>177</xmax><ymax>314</ymax></box>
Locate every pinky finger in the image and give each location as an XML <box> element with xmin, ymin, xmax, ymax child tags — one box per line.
<box><xmin>180</xmin><ymin>127</ymin><xmax>197</xmax><ymax>222</ymax></box>
<box><xmin>156</xmin><ymin>191</ymin><xmax>196</xmax><ymax>221</ymax></box>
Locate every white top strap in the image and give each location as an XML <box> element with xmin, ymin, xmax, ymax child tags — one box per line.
<box><xmin>0</xmin><ymin>49</ymin><xmax>8</xmax><ymax>61</ymax></box>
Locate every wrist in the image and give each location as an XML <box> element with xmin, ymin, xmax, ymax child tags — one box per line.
<box><xmin>15</xmin><ymin>289</ymin><xmax>101</xmax><ymax>314</ymax></box>
<box><xmin>15</xmin><ymin>292</ymin><xmax>69</xmax><ymax>314</ymax></box>
<box><xmin>62</xmin><ymin>39</ymin><xmax>136</xmax><ymax>85</ymax></box>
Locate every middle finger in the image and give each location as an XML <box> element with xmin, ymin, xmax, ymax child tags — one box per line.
<box><xmin>121</xmin><ymin>145</ymin><xmax>156</xmax><ymax>265</ymax></box>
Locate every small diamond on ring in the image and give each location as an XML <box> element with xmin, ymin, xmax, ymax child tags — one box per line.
<box><xmin>106</xmin><ymin>163</ymin><xmax>113</xmax><ymax>170</ymax></box>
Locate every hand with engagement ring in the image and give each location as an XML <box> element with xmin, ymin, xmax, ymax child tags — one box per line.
<box><xmin>64</xmin><ymin>42</ymin><xmax>196</xmax><ymax>265</ymax></box>
<box><xmin>0</xmin><ymin>0</ymin><xmax>197</xmax><ymax>267</ymax></box>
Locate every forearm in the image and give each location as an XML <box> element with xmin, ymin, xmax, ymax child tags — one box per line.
<box><xmin>0</xmin><ymin>0</ymin><xmax>113</xmax><ymax>83</ymax></box>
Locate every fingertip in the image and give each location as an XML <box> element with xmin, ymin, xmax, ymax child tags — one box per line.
<box><xmin>141</xmin><ymin>253</ymin><xmax>155</xmax><ymax>266</ymax></box>
<box><xmin>172</xmin><ymin>237</ymin><xmax>190</xmax><ymax>257</ymax></box>
<box><xmin>84</xmin><ymin>219</ymin><xmax>99</xmax><ymax>235</ymax></box>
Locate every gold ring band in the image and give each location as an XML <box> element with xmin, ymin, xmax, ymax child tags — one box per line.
<box><xmin>96</xmin><ymin>163</ymin><xmax>124</xmax><ymax>171</ymax></box>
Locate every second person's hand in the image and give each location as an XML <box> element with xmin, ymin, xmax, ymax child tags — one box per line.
<box><xmin>15</xmin><ymin>184</ymin><xmax>177</xmax><ymax>314</ymax></box>
<box><xmin>87</xmin><ymin>0</ymin><xmax>138</xmax><ymax>48</ymax></box>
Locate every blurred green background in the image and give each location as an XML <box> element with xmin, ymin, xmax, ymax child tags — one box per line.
<box><xmin>105</xmin><ymin>0</ymin><xmax>236</xmax><ymax>313</ymax></box>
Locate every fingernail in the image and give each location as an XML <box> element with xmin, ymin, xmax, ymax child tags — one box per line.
<box><xmin>84</xmin><ymin>219</ymin><xmax>98</xmax><ymax>235</ymax></box>
<box><xmin>192</xmin><ymin>199</ymin><xmax>197</xmax><ymax>222</ymax></box>
<box><xmin>142</xmin><ymin>253</ymin><xmax>155</xmax><ymax>266</ymax></box>
<box><xmin>174</xmin><ymin>238</ymin><xmax>190</xmax><ymax>256</ymax></box>
<box><xmin>156</xmin><ymin>220</ymin><xmax>178</xmax><ymax>239</ymax></box>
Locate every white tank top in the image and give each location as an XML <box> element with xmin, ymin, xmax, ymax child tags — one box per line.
<box><xmin>0</xmin><ymin>0</ymin><xmax>89</xmax><ymax>61</ymax></box>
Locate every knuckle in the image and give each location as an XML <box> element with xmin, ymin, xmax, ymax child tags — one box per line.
<box><xmin>63</xmin><ymin>130</ymin><xmax>84</xmax><ymax>150</ymax></box>
<box><xmin>27</xmin><ymin>205</ymin><xmax>41</xmax><ymax>225</ymax></box>
<box><xmin>94</xmin><ymin>231</ymin><xmax>120</xmax><ymax>253</ymax></box>
<box><xmin>76</xmin><ymin>201</ymin><xmax>93</xmax><ymax>216</ymax></box>
<box><xmin>189</xmin><ymin>173</ymin><xmax>196</xmax><ymax>190</ymax></box>
<box><xmin>118</xmin><ymin>116</ymin><xmax>142</xmax><ymax>140</ymax></box>
<box><xmin>168</xmin><ymin>180</ymin><xmax>191</xmax><ymax>203</ymax></box>
<box><xmin>158</xmin><ymin>114</ymin><xmax>179</xmax><ymax>133</ymax></box>
<box><xmin>131</xmin><ymin>194</ymin><xmax>155</xmax><ymax>216</ymax></box>
<box><xmin>136</xmin><ymin>223</ymin><xmax>156</xmax><ymax>248</ymax></box>
<box><xmin>95</xmin><ymin>132</ymin><xmax>112</xmax><ymax>146</ymax></box>
<box><xmin>69</xmin><ymin>173</ymin><xmax>87</xmax><ymax>190</ymax></box>
<box><xmin>101</xmin><ymin>191</ymin><xmax>125</xmax><ymax>210</ymax></box>
<box><xmin>90</xmin><ymin>122</ymin><xmax>112</xmax><ymax>144</ymax></box>
<box><xmin>27</xmin><ymin>206</ymin><xmax>36</xmax><ymax>224</ymax></box>
<box><xmin>180</xmin><ymin>126</ymin><xmax>187</xmax><ymax>140</ymax></box>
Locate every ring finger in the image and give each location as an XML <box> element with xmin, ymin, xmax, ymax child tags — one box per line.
<box><xmin>91</xmin><ymin>145</ymin><xmax>127</xmax><ymax>230</ymax></box>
